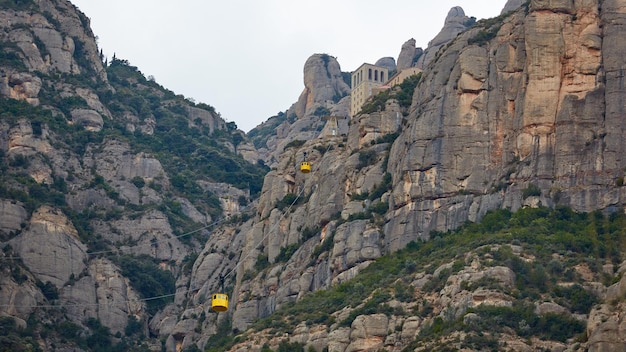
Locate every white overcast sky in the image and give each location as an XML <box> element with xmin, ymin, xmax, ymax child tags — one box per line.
<box><xmin>70</xmin><ymin>0</ymin><xmax>508</xmax><ymax>132</ymax></box>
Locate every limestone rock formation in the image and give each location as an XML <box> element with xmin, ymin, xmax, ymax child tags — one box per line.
<box><xmin>0</xmin><ymin>0</ymin><xmax>105</xmax><ymax>78</ymax></box>
<box><xmin>385</xmin><ymin>0</ymin><xmax>623</xmax><ymax>248</ymax></box>
<box><xmin>7</xmin><ymin>119</ymin><xmax>53</xmax><ymax>155</ymax></box>
<box><xmin>70</xmin><ymin>108</ymin><xmax>104</xmax><ymax>132</ymax></box>
<box><xmin>0</xmin><ymin>73</ymin><xmax>42</xmax><ymax>105</ymax></box>
<box><xmin>60</xmin><ymin>258</ymin><xmax>145</xmax><ymax>335</ymax></box>
<box><xmin>213</xmin><ymin>1</ymin><xmax>626</xmax><ymax>349</ymax></box>
<box><xmin>293</xmin><ymin>54</ymin><xmax>351</xmax><ymax>120</ymax></box>
<box><xmin>11</xmin><ymin>206</ymin><xmax>88</xmax><ymax>288</ymax></box>
<box><xmin>396</xmin><ymin>38</ymin><xmax>423</xmax><ymax>71</ymax></box>
<box><xmin>415</xmin><ymin>7</ymin><xmax>473</xmax><ymax>69</ymax></box>
<box><xmin>374</xmin><ymin>57</ymin><xmax>396</xmax><ymax>72</ymax></box>
<box><xmin>502</xmin><ymin>0</ymin><xmax>526</xmax><ymax>14</ymax></box>
<box><xmin>5</xmin><ymin>0</ymin><xmax>626</xmax><ymax>351</ymax></box>
<box><xmin>0</xmin><ymin>200</ymin><xmax>27</xmax><ymax>237</ymax></box>
<box><xmin>347</xmin><ymin>101</ymin><xmax>403</xmax><ymax>150</ymax></box>
<box><xmin>258</xmin><ymin>53</ymin><xmax>351</xmax><ymax>167</ymax></box>
<box><xmin>0</xmin><ymin>0</ymin><xmax>260</xmax><ymax>345</ymax></box>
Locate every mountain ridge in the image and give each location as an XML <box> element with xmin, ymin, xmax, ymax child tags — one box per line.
<box><xmin>2</xmin><ymin>0</ymin><xmax>626</xmax><ymax>351</ymax></box>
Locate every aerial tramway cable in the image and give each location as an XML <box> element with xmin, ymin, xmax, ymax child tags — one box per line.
<box><xmin>1</xmin><ymin>142</ymin><xmax>336</xmax><ymax>313</ymax></box>
<box><xmin>210</xmin><ymin>142</ymin><xmax>333</xmax><ymax>311</ymax></box>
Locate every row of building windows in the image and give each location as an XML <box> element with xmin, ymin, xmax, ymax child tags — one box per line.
<box><xmin>352</xmin><ymin>68</ymin><xmax>386</xmax><ymax>87</ymax></box>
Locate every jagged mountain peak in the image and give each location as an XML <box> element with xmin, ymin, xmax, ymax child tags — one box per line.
<box><xmin>445</xmin><ymin>5</ymin><xmax>467</xmax><ymax>22</ymax></box>
<box><xmin>3</xmin><ymin>0</ymin><xmax>626</xmax><ymax>351</ymax></box>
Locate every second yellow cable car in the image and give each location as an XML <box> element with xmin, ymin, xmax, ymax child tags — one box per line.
<box><xmin>211</xmin><ymin>275</ymin><xmax>228</xmax><ymax>312</ymax></box>
<box><xmin>300</xmin><ymin>161</ymin><xmax>311</xmax><ymax>173</ymax></box>
<box><xmin>300</xmin><ymin>151</ymin><xmax>311</xmax><ymax>173</ymax></box>
<box><xmin>211</xmin><ymin>293</ymin><xmax>228</xmax><ymax>312</ymax></box>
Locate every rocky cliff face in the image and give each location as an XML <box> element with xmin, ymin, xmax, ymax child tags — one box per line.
<box><xmin>0</xmin><ymin>0</ymin><xmax>263</xmax><ymax>349</ymax></box>
<box><xmin>192</xmin><ymin>1</ymin><xmax>626</xmax><ymax>350</ymax></box>
<box><xmin>396</xmin><ymin>38</ymin><xmax>423</xmax><ymax>71</ymax></box>
<box><xmin>4</xmin><ymin>0</ymin><xmax>626</xmax><ymax>351</ymax></box>
<box><xmin>256</xmin><ymin>53</ymin><xmax>351</xmax><ymax>167</ymax></box>
<box><xmin>386</xmin><ymin>0</ymin><xmax>623</xmax><ymax>249</ymax></box>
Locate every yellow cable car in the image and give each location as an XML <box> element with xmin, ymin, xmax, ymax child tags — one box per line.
<box><xmin>300</xmin><ymin>151</ymin><xmax>311</xmax><ymax>173</ymax></box>
<box><xmin>211</xmin><ymin>293</ymin><xmax>228</xmax><ymax>312</ymax></box>
<box><xmin>300</xmin><ymin>161</ymin><xmax>311</xmax><ymax>173</ymax></box>
<box><xmin>212</xmin><ymin>275</ymin><xmax>228</xmax><ymax>312</ymax></box>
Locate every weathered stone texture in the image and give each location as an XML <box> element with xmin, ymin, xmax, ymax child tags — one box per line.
<box><xmin>11</xmin><ymin>206</ymin><xmax>88</xmax><ymax>288</ymax></box>
<box><xmin>0</xmin><ymin>200</ymin><xmax>27</xmax><ymax>236</ymax></box>
<box><xmin>397</xmin><ymin>38</ymin><xmax>419</xmax><ymax>70</ymax></box>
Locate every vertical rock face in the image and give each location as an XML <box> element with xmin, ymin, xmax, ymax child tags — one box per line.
<box><xmin>11</xmin><ymin>206</ymin><xmax>88</xmax><ymax>288</ymax></box>
<box><xmin>386</xmin><ymin>0</ymin><xmax>625</xmax><ymax>248</ymax></box>
<box><xmin>0</xmin><ymin>0</ymin><xmax>105</xmax><ymax>78</ymax></box>
<box><xmin>220</xmin><ymin>2</ymin><xmax>626</xmax><ymax>344</ymax></box>
<box><xmin>5</xmin><ymin>0</ymin><xmax>626</xmax><ymax>350</ymax></box>
<box><xmin>0</xmin><ymin>0</ymin><xmax>257</xmax><ymax>344</ymax></box>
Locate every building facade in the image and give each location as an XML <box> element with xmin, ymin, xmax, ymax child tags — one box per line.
<box><xmin>386</xmin><ymin>67</ymin><xmax>422</xmax><ymax>87</ymax></box>
<box><xmin>350</xmin><ymin>63</ymin><xmax>389</xmax><ymax>117</ymax></box>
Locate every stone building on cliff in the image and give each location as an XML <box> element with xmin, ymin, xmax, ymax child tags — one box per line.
<box><xmin>351</xmin><ymin>63</ymin><xmax>422</xmax><ymax>117</ymax></box>
<box><xmin>350</xmin><ymin>63</ymin><xmax>389</xmax><ymax>117</ymax></box>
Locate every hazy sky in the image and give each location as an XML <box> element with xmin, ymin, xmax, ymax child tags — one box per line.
<box><xmin>70</xmin><ymin>1</ymin><xmax>508</xmax><ymax>132</ymax></box>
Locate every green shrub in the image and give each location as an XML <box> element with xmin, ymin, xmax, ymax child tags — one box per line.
<box><xmin>553</xmin><ymin>284</ymin><xmax>597</xmax><ymax>314</ymax></box>
<box><xmin>284</xmin><ymin>139</ymin><xmax>306</xmax><ymax>150</ymax></box>
<box><xmin>371</xmin><ymin>132</ymin><xmax>400</xmax><ymax>145</ymax></box>
<box><xmin>255</xmin><ymin>253</ymin><xmax>269</xmax><ymax>272</ymax></box>
<box><xmin>125</xmin><ymin>315</ymin><xmax>143</xmax><ymax>336</ymax></box>
<box><xmin>522</xmin><ymin>183</ymin><xmax>541</xmax><ymax>198</ymax></box>
<box><xmin>313</xmin><ymin>106</ymin><xmax>330</xmax><ymax>117</ymax></box>
<box><xmin>468</xmin><ymin>27</ymin><xmax>501</xmax><ymax>46</ymax></box>
<box><xmin>369</xmin><ymin>201</ymin><xmax>388</xmax><ymax>215</ymax></box>
<box><xmin>468</xmin><ymin>303</ymin><xmax>585</xmax><ymax>342</ymax></box>
<box><xmin>276</xmin><ymin>243</ymin><xmax>299</xmax><ymax>263</ymax></box>
<box><xmin>369</xmin><ymin>173</ymin><xmax>392</xmax><ymax>200</ymax></box>
<box><xmin>357</xmin><ymin>149</ymin><xmax>377</xmax><ymax>170</ymax></box>
<box><xmin>112</xmin><ymin>255</ymin><xmax>175</xmax><ymax>315</ymax></box>
<box><xmin>276</xmin><ymin>193</ymin><xmax>299</xmax><ymax>211</ymax></box>
<box><xmin>350</xmin><ymin>191</ymin><xmax>369</xmax><ymax>201</ymax></box>
<box><xmin>312</xmin><ymin>231</ymin><xmax>335</xmax><ymax>258</ymax></box>
<box><xmin>36</xmin><ymin>280</ymin><xmax>58</xmax><ymax>300</ymax></box>
<box><xmin>131</xmin><ymin>176</ymin><xmax>145</xmax><ymax>188</ymax></box>
<box><xmin>359</xmin><ymin>90</ymin><xmax>391</xmax><ymax>115</ymax></box>
<box><xmin>0</xmin><ymin>42</ymin><xmax>28</xmax><ymax>69</ymax></box>
<box><xmin>396</xmin><ymin>74</ymin><xmax>421</xmax><ymax>108</ymax></box>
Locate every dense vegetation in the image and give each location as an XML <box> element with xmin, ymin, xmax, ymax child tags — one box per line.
<box><xmin>358</xmin><ymin>73</ymin><xmax>421</xmax><ymax>115</ymax></box>
<box><xmin>0</xmin><ymin>0</ymin><xmax>35</xmax><ymax>11</ymax></box>
<box><xmin>212</xmin><ymin>206</ymin><xmax>626</xmax><ymax>350</ymax></box>
<box><xmin>104</xmin><ymin>58</ymin><xmax>269</xmax><ymax>198</ymax></box>
<box><xmin>248</xmin><ymin>111</ymin><xmax>295</xmax><ymax>149</ymax></box>
<box><xmin>0</xmin><ymin>311</ymin><xmax>153</xmax><ymax>352</ymax></box>
<box><xmin>112</xmin><ymin>254</ymin><xmax>176</xmax><ymax>315</ymax></box>
<box><xmin>0</xmin><ymin>54</ymin><xmax>270</xmax><ymax>249</ymax></box>
<box><xmin>0</xmin><ymin>24</ymin><xmax>269</xmax><ymax>350</ymax></box>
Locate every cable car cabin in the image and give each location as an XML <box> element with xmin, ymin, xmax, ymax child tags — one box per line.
<box><xmin>211</xmin><ymin>293</ymin><xmax>229</xmax><ymax>312</ymax></box>
<box><xmin>300</xmin><ymin>161</ymin><xmax>311</xmax><ymax>173</ymax></box>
